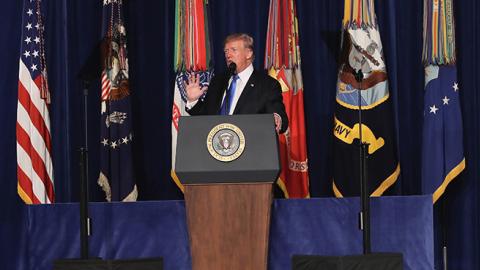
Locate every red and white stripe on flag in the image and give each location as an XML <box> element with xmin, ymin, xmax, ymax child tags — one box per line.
<box><xmin>17</xmin><ymin>0</ymin><xmax>54</xmax><ymax>204</ymax></box>
<box><xmin>17</xmin><ymin>60</ymin><xmax>54</xmax><ymax>204</ymax></box>
<box><xmin>101</xmin><ymin>70</ymin><xmax>111</xmax><ymax>100</ymax></box>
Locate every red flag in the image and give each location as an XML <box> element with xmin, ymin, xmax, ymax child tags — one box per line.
<box><xmin>265</xmin><ymin>0</ymin><xmax>309</xmax><ymax>198</ymax></box>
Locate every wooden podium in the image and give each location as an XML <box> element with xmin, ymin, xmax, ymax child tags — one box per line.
<box><xmin>176</xmin><ymin>115</ymin><xmax>280</xmax><ymax>270</ymax></box>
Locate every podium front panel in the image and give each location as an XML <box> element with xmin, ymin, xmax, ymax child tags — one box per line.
<box><xmin>175</xmin><ymin>114</ymin><xmax>280</xmax><ymax>184</ymax></box>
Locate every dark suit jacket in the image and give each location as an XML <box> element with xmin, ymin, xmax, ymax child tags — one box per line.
<box><xmin>187</xmin><ymin>69</ymin><xmax>288</xmax><ymax>133</ymax></box>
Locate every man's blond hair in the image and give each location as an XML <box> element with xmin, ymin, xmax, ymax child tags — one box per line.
<box><xmin>224</xmin><ymin>33</ymin><xmax>254</xmax><ymax>56</ymax></box>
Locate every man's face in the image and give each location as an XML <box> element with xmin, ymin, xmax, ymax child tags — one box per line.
<box><xmin>224</xmin><ymin>39</ymin><xmax>253</xmax><ymax>73</ymax></box>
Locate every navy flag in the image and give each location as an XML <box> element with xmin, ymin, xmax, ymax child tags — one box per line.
<box><xmin>97</xmin><ymin>0</ymin><xmax>137</xmax><ymax>201</ymax></box>
<box><xmin>333</xmin><ymin>0</ymin><xmax>400</xmax><ymax>197</ymax></box>
<box><xmin>422</xmin><ymin>0</ymin><xmax>465</xmax><ymax>203</ymax></box>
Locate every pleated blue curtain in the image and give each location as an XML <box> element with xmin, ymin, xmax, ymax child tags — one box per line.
<box><xmin>1</xmin><ymin>0</ymin><xmax>479</xmax><ymax>269</ymax></box>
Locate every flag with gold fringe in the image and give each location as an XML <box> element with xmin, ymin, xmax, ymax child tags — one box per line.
<box><xmin>17</xmin><ymin>0</ymin><xmax>54</xmax><ymax>204</ymax></box>
<box><xmin>265</xmin><ymin>0</ymin><xmax>309</xmax><ymax>198</ymax></box>
<box><xmin>171</xmin><ymin>0</ymin><xmax>213</xmax><ymax>191</ymax></box>
<box><xmin>333</xmin><ymin>0</ymin><xmax>400</xmax><ymax>197</ymax></box>
<box><xmin>422</xmin><ymin>0</ymin><xmax>465</xmax><ymax>203</ymax></box>
<box><xmin>97</xmin><ymin>0</ymin><xmax>137</xmax><ymax>201</ymax></box>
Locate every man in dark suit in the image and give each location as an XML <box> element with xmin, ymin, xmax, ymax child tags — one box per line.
<box><xmin>185</xmin><ymin>33</ymin><xmax>288</xmax><ymax>133</ymax></box>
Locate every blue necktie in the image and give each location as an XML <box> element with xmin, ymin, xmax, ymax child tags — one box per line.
<box><xmin>219</xmin><ymin>74</ymin><xmax>239</xmax><ymax>115</ymax></box>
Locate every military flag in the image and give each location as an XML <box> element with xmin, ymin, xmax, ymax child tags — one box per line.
<box><xmin>17</xmin><ymin>0</ymin><xmax>54</xmax><ymax>204</ymax></box>
<box><xmin>97</xmin><ymin>0</ymin><xmax>137</xmax><ymax>201</ymax></box>
<box><xmin>333</xmin><ymin>0</ymin><xmax>400</xmax><ymax>197</ymax></box>
<box><xmin>421</xmin><ymin>0</ymin><xmax>465</xmax><ymax>203</ymax></box>
<box><xmin>171</xmin><ymin>0</ymin><xmax>213</xmax><ymax>191</ymax></box>
<box><xmin>264</xmin><ymin>0</ymin><xmax>309</xmax><ymax>198</ymax></box>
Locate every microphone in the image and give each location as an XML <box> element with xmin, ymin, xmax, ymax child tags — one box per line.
<box><xmin>227</xmin><ymin>62</ymin><xmax>237</xmax><ymax>75</ymax></box>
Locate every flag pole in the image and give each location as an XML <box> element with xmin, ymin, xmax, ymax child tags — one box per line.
<box><xmin>354</xmin><ymin>68</ymin><xmax>371</xmax><ymax>254</ymax></box>
<box><xmin>79</xmin><ymin>80</ymin><xmax>91</xmax><ymax>259</ymax></box>
<box><xmin>441</xmin><ymin>196</ymin><xmax>448</xmax><ymax>270</ymax></box>
<box><xmin>75</xmin><ymin>39</ymin><xmax>103</xmax><ymax>258</ymax></box>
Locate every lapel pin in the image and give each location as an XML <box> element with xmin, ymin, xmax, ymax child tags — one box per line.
<box><xmin>250</xmin><ymin>83</ymin><xmax>254</xmax><ymax>87</ymax></box>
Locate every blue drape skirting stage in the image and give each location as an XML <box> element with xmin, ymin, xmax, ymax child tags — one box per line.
<box><xmin>21</xmin><ymin>195</ymin><xmax>432</xmax><ymax>270</ymax></box>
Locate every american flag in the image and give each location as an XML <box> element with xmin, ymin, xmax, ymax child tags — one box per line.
<box><xmin>16</xmin><ymin>0</ymin><xmax>54</xmax><ymax>204</ymax></box>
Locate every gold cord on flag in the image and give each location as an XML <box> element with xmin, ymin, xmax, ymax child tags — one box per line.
<box><xmin>36</xmin><ymin>0</ymin><xmax>50</xmax><ymax>104</ymax></box>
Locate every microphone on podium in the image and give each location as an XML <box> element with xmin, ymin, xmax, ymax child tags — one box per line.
<box><xmin>227</xmin><ymin>62</ymin><xmax>237</xmax><ymax>75</ymax></box>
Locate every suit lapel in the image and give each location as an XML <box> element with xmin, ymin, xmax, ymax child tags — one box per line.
<box><xmin>233</xmin><ymin>70</ymin><xmax>258</xmax><ymax>114</ymax></box>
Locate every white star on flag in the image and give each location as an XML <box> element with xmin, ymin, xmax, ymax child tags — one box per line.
<box><xmin>101</xmin><ymin>138</ymin><xmax>109</xmax><ymax>146</ymax></box>
<box><xmin>453</xmin><ymin>82</ymin><xmax>459</xmax><ymax>92</ymax></box>
<box><xmin>32</xmin><ymin>50</ymin><xmax>39</xmax><ymax>57</ymax></box>
<box><xmin>19</xmin><ymin>0</ymin><xmax>56</xmax><ymax>205</ymax></box>
<box><xmin>442</xmin><ymin>96</ymin><xmax>450</xmax><ymax>105</ymax></box>
<box><xmin>429</xmin><ymin>105</ymin><xmax>439</xmax><ymax>114</ymax></box>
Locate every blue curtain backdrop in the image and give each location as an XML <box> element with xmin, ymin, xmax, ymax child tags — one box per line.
<box><xmin>1</xmin><ymin>0</ymin><xmax>479</xmax><ymax>269</ymax></box>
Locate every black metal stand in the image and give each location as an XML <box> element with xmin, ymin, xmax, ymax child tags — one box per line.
<box><xmin>354</xmin><ymin>69</ymin><xmax>371</xmax><ymax>254</ymax></box>
<box><xmin>79</xmin><ymin>81</ymin><xmax>91</xmax><ymax>259</ymax></box>
<box><xmin>441</xmin><ymin>196</ymin><xmax>448</xmax><ymax>270</ymax></box>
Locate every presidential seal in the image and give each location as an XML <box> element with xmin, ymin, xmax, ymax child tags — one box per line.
<box><xmin>207</xmin><ymin>123</ymin><xmax>245</xmax><ymax>162</ymax></box>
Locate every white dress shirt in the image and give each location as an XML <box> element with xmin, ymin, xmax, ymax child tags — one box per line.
<box><xmin>224</xmin><ymin>63</ymin><xmax>253</xmax><ymax>115</ymax></box>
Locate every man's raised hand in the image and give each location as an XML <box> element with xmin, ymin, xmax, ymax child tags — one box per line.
<box><xmin>185</xmin><ymin>73</ymin><xmax>208</xmax><ymax>102</ymax></box>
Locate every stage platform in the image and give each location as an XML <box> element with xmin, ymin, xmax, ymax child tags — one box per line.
<box><xmin>22</xmin><ymin>196</ymin><xmax>433</xmax><ymax>270</ymax></box>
